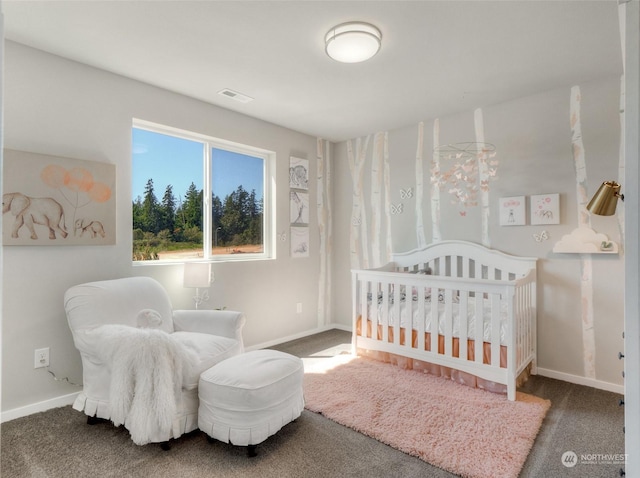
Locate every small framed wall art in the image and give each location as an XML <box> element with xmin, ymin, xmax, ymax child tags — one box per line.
<box><xmin>289</xmin><ymin>156</ymin><xmax>309</xmax><ymax>258</ymax></box>
<box><xmin>499</xmin><ymin>196</ymin><xmax>526</xmax><ymax>226</ymax></box>
<box><xmin>530</xmin><ymin>193</ymin><xmax>560</xmax><ymax>225</ymax></box>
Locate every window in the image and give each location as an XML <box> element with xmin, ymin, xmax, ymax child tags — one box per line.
<box><xmin>132</xmin><ymin>120</ymin><xmax>273</xmax><ymax>262</ymax></box>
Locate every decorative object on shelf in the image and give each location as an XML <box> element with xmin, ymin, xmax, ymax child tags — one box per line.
<box><xmin>325</xmin><ymin>22</ymin><xmax>381</xmax><ymax>63</ymax></box>
<box><xmin>586</xmin><ymin>181</ymin><xmax>624</xmax><ymax>216</ymax></box>
<box><xmin>600</xmin><ymin>241</ymin><xmax>614</xmax><ymax>251</ymax></box>
<box><xmin>499</xmin><ymin>196</ymin><xmax>526</xmax><ymax>226</ymax></box>
<box><xmin>533</xmin><ymin>230</ymin><xmax>549</xmax><ymax>243</ymax></box>
<box><xmin>531</xmin><ymin>193</ymin><xmax>560</xmax><ymax>225</ymax></box>
<box><xmin>552</xmin><ymin>226</ymin><xmax>618</xmax><ymax>254</ymax></box>
<box><xmin>183</xmin><ymin>262</ymin><xmax>212</xmax><ymax>309</ymax></box>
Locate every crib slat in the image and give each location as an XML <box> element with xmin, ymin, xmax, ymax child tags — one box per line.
<box><xmin>474</xmin><ymin>293</ymin><xmax>483</xmax><ymax>364</ymax></box>
<box><xmin>393</xmin><ymin>280</ymin><xmax>401</xmax><ymax>346</ymax></box>
<box><xmin>360</xmin><ymin>279</ymin><xmax>368</xmax><ymax>338</ymax></box>
<box><xmin>405</xmin><ymin>281</ymin><xmax>414</xmax><ymax>352</ymax></box>
<box><xmin>381</xmin><ymin>281</ymin><xmax>389</xmax><ymax>343</ymax></box>
<box><xmin>526</xmin><ymin>283</ymin><xmax>532</xmax><ymax>363</ymax></box>
<box><xmin>430</xmin><ymin>288</ymin><xmax>438</xmax><ymax>353</ymax></box>
<box><xmin>417</xmin><ymin>285</ymin><xmax>426</xmax><ymax>351</ymax></box>
<box><xmin>511</xmin><ymin>287</ymin><xmax>518</xmax><ymax>373</ymax></box>
<box><xmin>444</xmin><ymin>288</ymin><xmax>453</xmax><ymax>357</ymax></box>
<box><xmin>490</xmin><ymin>292</ymin><xmax>501</xmax><ymax>367</ymax></box>
<box><xmin>459</xmin><ymin>290</ymin><xmax>468</xmax><ymax>361</ymax></box>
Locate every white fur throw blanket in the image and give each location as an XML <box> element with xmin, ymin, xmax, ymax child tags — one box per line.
<box><xmin>94</xmin><ymin>325</ymin><xmax>195</xmax><ymax>445</ymax></box>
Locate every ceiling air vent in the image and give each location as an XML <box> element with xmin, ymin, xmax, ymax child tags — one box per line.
<box><xmin>217</xmin><ymin>88</ymin><xmax>254</xmax><ymax>104</ymax></box>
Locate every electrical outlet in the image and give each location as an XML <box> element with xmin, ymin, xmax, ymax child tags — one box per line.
<box><xmin>34</xmin><ymin>347</ymin><xmax>50</xmax><ymax>369</ymax></box>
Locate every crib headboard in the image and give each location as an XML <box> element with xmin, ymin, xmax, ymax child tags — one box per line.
<box><xmin>391</xmin><ymin>240</ymin><xmax>536</xmax><ymax>281</ymax></box>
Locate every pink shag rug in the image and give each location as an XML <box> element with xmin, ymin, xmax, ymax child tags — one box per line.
<box><xmin>303</xmin><ymin>357</ymin><xmax>550</xmax><ymax>478</ymax></box>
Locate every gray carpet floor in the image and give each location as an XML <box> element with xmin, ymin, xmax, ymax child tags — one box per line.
<box><xmin>1</xmin><ymin>329</ymin><xmax>625</xmax><ymax>477</ymax></box>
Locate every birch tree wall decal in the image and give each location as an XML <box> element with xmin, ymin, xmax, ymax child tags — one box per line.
<box><xmin>317</xmin><ymin>138</ymin><xmax>332</xmax><ymax>327</ymax></box>
<box><xmin>371</xmin><ymin>132</ymin><xmax>385</xmax><ymax>267</ymax></box>
<box><xmin>570</xmin><ymin>84</ymin><xmax>596</xmax><ymax>379</ymax></box>
<box><xmin>617</xmin><ymin>75</ymin><xmax>625</xmax><ymax>250</ymax></box>
<box><xmin>415</xmin><ymin>122</ymin><xmax>427</xmax><ymax>249</ymax></box>
<box><xmin>431</xmin><ymin>119</ymin><xmax>442</xmax><ymax>243</ymax></box>
<box><xmin>348</xmin><ymin>135</ymin><xmax>371</xmax><ymax>269</ymax></box>
<box><xmin>383</xmin><ymin>132</ymin><xmax>393</xmax><ymax>262</ymax></box>
<box><xmin>474</xmin><ymin>108</ymin><xmax>491</xmax><ymax>247</ymax></box>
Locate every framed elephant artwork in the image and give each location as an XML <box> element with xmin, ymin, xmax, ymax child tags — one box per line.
<box><xmin>2</xmin><ymin>149</ymin><xmax>116</xmax><ymax>245</ymax></box>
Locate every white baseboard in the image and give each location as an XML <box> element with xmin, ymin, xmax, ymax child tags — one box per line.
<box><xmin>536</xmin><ymin>368</ymin><xmax>624</xmax><ymax>395</ymax></box>
<box><xmin>1</xmin><ymin>391</ymin><xmax>79</xmax><ymax>423</ymax></box>
<box><xmin>245</xmin><ymin>322</ymin><xmax>351</xmax><ymax>352</ymax></box>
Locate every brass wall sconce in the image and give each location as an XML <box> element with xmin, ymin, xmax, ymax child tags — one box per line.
<box><xmin>586</xmin><ymin>181</ymin><xmax>624</xmax><ymax>216</ymax></box>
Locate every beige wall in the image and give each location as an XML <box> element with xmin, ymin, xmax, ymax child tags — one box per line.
<box><xmin>1</xmin><ymin>41</ymin><xmax>322</xmax><ymax>413</ymax></box>
<box><xmin>331</xmin><ymin>77</ymin><xmax>624</xmax><ymax>389</ymax></box>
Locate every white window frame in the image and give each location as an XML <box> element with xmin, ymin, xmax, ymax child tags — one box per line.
<box><xmin>133</xmin><ymin>119</ymin><xmax>275</xmax><ymax>263</ymax></box>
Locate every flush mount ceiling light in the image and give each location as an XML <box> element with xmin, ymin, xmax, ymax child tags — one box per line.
<box><xmin>325</xmin><ymin>22</ymin><xmax>382</xmax><ymax>63</ymax></box>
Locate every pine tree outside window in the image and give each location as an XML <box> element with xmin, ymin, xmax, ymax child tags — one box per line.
<box><xmin>132</xmin><ymin>120</ymin><xmax>273</xmax><ymax>262</ymax></box>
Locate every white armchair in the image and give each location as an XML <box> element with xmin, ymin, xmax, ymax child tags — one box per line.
<box><xmin>64</xmin><ymin>276</ymin><xmax>245</xmax><ymax>446</ymax></box>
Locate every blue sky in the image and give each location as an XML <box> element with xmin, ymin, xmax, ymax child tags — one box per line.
<box><xmin>132</xmin><ymin>128</ymin><xmax>264</xmax><ymax>204</ymax></box>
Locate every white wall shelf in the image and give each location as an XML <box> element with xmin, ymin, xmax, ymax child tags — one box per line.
<box><xmin>552</xmin><ymin>226</ymin><xmax>619</xmax><ymax>254</ymax></box>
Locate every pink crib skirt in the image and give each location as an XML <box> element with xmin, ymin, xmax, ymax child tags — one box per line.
<box><xmin>356</xmin><ymin>317</ymin><xmax>530</xmax><ymax>395</ymax></box>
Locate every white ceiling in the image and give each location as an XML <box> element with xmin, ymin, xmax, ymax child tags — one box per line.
<box><xmin>2</xmin><ymin>0</ymin><xmax>623</xmax><ymax>142</ymax></box>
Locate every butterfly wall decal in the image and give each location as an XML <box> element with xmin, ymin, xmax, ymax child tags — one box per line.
<box><xmin>400</xmin><ymin>187</ymin><xmax>413</xmax><ymax>200</ymax></box>
<box><xmin>391</xmin><ymin>203</ymin><xmax>404</xmax><ymax>215</ymax></box>
<box><xmin>533</xmin><ymin>230</ymin><xmax>549</xmax><ymax>242</ymax></box>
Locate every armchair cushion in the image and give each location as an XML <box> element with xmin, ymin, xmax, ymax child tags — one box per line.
<box><xmin>172</xmin><ymin>309</ymin><xmax>245</xmax><ymax>347</ymax></box>
<box><xmin>65</xmin><ymin>277</ymin><xmax>174</xmax><ymax>334</ymax></box>
<box><xmin>172</xmin><ymin>332</ymin><xmax>242</xmax><ymax>389</ymax></box>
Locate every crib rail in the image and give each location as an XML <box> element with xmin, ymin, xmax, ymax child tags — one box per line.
<box><xmin>391</xmin><ymin>240</ymin><xmax>537</xmax><ymax>280</ymax></box>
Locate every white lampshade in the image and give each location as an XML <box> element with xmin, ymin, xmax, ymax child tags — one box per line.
<box><xmin>325</xmin><ymin>22</ymin><xmax>382</xmax><ymax>63</ymax></box>
<box><xmin>183</xmin><ymin>262</ymin><xmax>212</xmax><ymax>288</ymax></box>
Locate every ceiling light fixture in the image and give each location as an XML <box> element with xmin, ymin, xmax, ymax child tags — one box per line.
<box><xmin>325</xmin><ymin>22</ymin><xmax>382</xmax><ymax>63</ymax></box>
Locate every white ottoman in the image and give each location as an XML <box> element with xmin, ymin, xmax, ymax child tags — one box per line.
<box><xmin>198</xmin><ymin>349</ymin><xmax>304</xmax><ymax>456</ymax></box>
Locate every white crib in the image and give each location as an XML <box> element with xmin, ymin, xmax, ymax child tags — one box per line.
<box><xmin>351</xmin><ymin>240</ymin><xmax>537</xmax><ymax>400</ymax></box>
